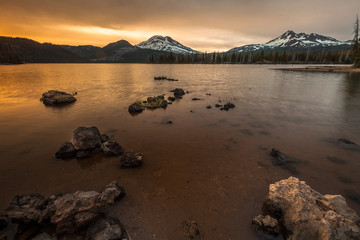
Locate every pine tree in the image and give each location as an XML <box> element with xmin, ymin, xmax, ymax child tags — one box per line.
<box><xmin>353</xmin><ymin>14</ymin><xmax>360</xmax><ymax>67</ymax></box>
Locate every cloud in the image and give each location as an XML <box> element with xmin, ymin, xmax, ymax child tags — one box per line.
<box><xmin>0</xmin><ymin>0</ymin><xmax>359</xmax><ymax>50</ymax></box>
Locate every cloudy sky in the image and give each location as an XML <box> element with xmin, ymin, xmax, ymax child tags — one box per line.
<box><xmin>0</xmin><ymin>0</ymin><xmax>359</xmax><ymax>51</ymax></box>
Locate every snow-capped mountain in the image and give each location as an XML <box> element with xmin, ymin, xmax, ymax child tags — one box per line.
<box><xmin>228</xmin><ymin>30</ymin><xmax>351</xmax><ymax>53</ymax></box>
<box><xmin>136</xmin><ymin>35</ymin><xmax>199</xmax><ymax>54</ymax></box>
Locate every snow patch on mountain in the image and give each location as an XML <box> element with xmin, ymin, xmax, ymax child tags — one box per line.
<box><xmin>136</xmin><ymin>35</ymin><xmax>199</xmax><ymax>54</ymax></box>
<box><xmin>228</xmin><ymin>30</ymin><xmax>351</xmax><ymax>53</ymax></box>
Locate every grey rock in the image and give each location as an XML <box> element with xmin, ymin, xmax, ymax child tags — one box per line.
<box><xmin>40</xmin><ymin>90</ymin><xmax>76</xmax><ymax>106</ymax></box>
<box><xmin>259</xmin><ymin>177</ymin><xmax>360</xmax><ymax>240</ymax></box>
<box><xmin>101</xmin><ymin>140</ymin><xmax>124</xmax><ymax>156</ymax></box>
<box><xmin>55</xmin><ymin>142</ymin><xmax>77</xmax><ymax>159</ymax></box>
<box><xmin>252</xmin><ymin>215</ymin><xmax>280</xmax><ymax>236</ymax></box>
<box><xmin>71</xmin><ymin>127</ymin><xmax>101</xmax><ymax>151</ymax></box>
<box><xmin>120</xmin><ymin>152</ymin><xmax>143</xmax><ymax>168</ymax></box>
<box><xmin>100</xmin><ymin>134</ymin><xmax>111</xmax><ymax>143</ymax></box>
<box><xmin>85</xmin><ymin>217</ymin><xmax>122</xmax><ymax>240</ymax></box>
<box><xmin>128</xmin><ymin>102</ymin><xmax>144</xmax><ymax>113</ymax></box>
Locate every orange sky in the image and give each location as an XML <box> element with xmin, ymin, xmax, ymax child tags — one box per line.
<box><xmin>0</xmin><ymin>0</ymin><xmax>359</xmax><ymax>51</ymax></box>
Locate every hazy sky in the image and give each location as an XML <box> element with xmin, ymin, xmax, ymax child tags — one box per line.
<box><xmin>0</xmin><ymin>0</ymin><xmax>359</xmax><ymax>51</ymax></box>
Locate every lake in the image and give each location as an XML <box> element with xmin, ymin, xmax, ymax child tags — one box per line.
<box><xmin>0</xmin><ymin>63</ymin><xmax>359</xmax><ymax>239</ymax></box>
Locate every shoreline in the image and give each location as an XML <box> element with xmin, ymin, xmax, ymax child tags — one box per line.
<box><xmin>273</xmin><ymin>65</ymin><xmax>360</xmax><ymax>73</ymax></box>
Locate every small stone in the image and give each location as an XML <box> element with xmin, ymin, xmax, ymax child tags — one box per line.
<box><xmin>206</xmin><ymin>105</ymin><xmax>212</xmax><ymax>109</ymax></box>
<box><xmin>182</xmin><ymin>220</ymin><xmax>202</xmax><ymax>240</ymax></box>
<box><xmin>100</xmin><ymin>134</ymin><xmax>111</xmax><ymax>143</ymax></box>
<box><xmin>101</xmin><ymin>140</ymin><xmax>124</xmax><ymax>156</ymax></box>
<box><xmin>191</xmin><ymin>98</ymin><xmax>201</xmax><ymax>101</ymax></box>
<box><xmin>338</xmin><ymin>138</ymin><xmax>356</xmax><ymax>144</ymax></box>
<box><xmin>167</xmin><ymin>97</ymin><xmax>176</xmax><ymax>102</ymax></box>
<box><xmin>120</xmin><ymin>153</ymin><xmax>143</xmax><ymax>168</ymax></box>
<box><xmin>215</xmin><ymin>104</ymin><xmax>222</xmax><ymax>108</ymax></box>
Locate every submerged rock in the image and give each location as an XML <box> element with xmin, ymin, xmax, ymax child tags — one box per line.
<box><xmin>338</xmin><ymin>138</ymin><xmax>356</xmax><ymax>144</ymax></box>
<box><xmin>85</xmin><ymin>217</ymin><xmax>123</xmax><ymax>240</ymax></box>
<box><xmin>269</xmin><ymin>148</ymin><xmax>299</xmax><ymax>174</ymax></box>
<box><xmin>40</xmin><ymin>90</ymin><xmax>76</xmax><ymax>106</ymax></box>
<box><xmin>182</xmin><ymin>220</ymin><xmax>203</xmax><ymax>240</ymax></box>
<box><xmin>120</xmin><ymin>152</ymin><xmax>143</xmax><ymax>168</ymax></box>
<box><xmin>255</xmin><ymin>177</ymin><xmax>360</xmax><ymax>240</ymax></box>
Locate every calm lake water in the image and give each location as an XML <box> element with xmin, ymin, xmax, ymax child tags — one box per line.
<box><xmin>0</xmin><ymin>64</ymin><xmax>359</xmax><ymax>239</ymax></box>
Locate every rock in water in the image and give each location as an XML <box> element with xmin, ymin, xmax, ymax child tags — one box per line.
<box><xmin>120</xmin><ymin>152</ymin><xmax>143</xmax><ymax>168</ymax></box>
<box><xmin>101</xmin><ymin>140</ymin><xmax>124</xmax><ymax>156</ymax></box>
<box><xmin>252</xmin><ymin>215</ymin><xmax>280</xmax><ymax>236</ymax></box>
<box><xmin>128</xmin><ymin>102</ymin><xmax>144</xmax><ymax>113</ymax></box>
<box><xmin>255</xmin><ymin>177</ymin><xmax>360</xmax><ymax>239</ymax></box>
<box><xmin>71</xmin><ymin>127</ymin><xmax>101</xmax><ymax>151</ymax></box>
<box><xmin>4</xmin><ymin>194</ymin><xmax>47</xmax><ymax>223</ymax></box>
<box><xmin>85</xmin><ymin>217</ymin><xmax>122</xmax><ymax>240</ymax></box>
<box><xmin>55</xmin><ymin>142</ymin><xmax>77</xmax><ymax>159</ymax></box>
<box><xmin>40</xmin><ymin>90</ymin><xmax>76</xmax><ymax>106</ymax></box>
<box><xmin>171</xmin><ymin>88</ymin><xmax>186</xmax><ymax>98</ymax></box>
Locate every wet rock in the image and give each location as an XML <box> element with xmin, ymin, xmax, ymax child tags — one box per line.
<box><xmin>182</xmin><ymin>220</ymin><xmax>203</xmax><ymax>240</ymax></box>
<box><xmin>215</xmin><ymin>104</ymin><xmax>222</xmax><ymax>108</ymax></box>
<box><xmin>55</xmin><ymin>142</ymin><xmax>77</xmax><ymax>159</ymax></box>
<box><xmin>50</xmin><ymin>182</ymin><xmax>125</xmax><ymax>234</ymax></box>
<box><xmin>168</xmin><ymin>96</ymin><xmax>176</xmax><ymax>102</ymax></box>
<box><xmin>269</xmin><ymin>149</ymin><xmax>299</xmax><ymax>174</ymax></box>
<box><xmin>206</xmin><ymin>105</ymin><xmax>212</xmax><ymax>109</ymax></box>
<box><xmin>257</xmin><ymin>177</ymin><xmax>360</xmax><ymax>240</ymax></box>
<box><xmin>101</xmin><ymin>140</ymin><xmax>124</xmax><ymax>156</ymax></box>
<box><xmin>100</xmin><ymin>134</ymin><xmax>111</xmax><ymax>143</ymax></box>
<box><xmin>191</xmin><ymin>98</ymin><xmax>202</xmax><ymax>101</ymax></box>
<box><xmin>171</xmin><ymin>88</ymin><xmax>185</xmax><ymax>97</ymax></box>
<box><xmin>40</xmin><ymin>90</ymin><xmax>76</xmax><ymax>106</ymax></box>
<box><xmin>252</xmin><ymin>215</ymin><xmax>280</xmax><ymax>236</ymax></box>
<box><xmin>0</xmin><ymin>217</ymin><xmax>8</xmax><ymax>230</ymax></box>
<box><xmin>128</xmin><ymin>102</ymin><xmax>144</xmax><ymax>113</ymax></box>
<box><xmin>120</xmin><ymin>152</ymin><xmax>143</xmax><ymax>168</ymax></box>
<box><xmin>220</xmin><ymin>103</ymin><xmax>235</xmax><ymax>111</ymax></box>
<box><xmin>4</xmin><ymin>194</ymin><xmax>46</xmax><ymax>223</ymax></box>
<box><xmin>71</xmin><ymin>127</ymin><xmax>101</xmax><ymax>151</ymax></box>
<box><xmin>85</xmin><ymin>217</ymin><xmax>122</xmax><ymax>240</ymax></box>
<box><xmin>2</xmin><ymin>183</ymin><xmax>125</xmax><ymax>236</ymax></box>
<box><xmin>338</xmin><ymin>138</ymin><xmax>356</xmax><ymax>144</ymax></box>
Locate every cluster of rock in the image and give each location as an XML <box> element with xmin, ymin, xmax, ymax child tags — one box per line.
<box><xmin>128</xmin><ymin>88</ymin><xmax>186</xmax><ymax>114</ymax></box>
<box><xmin>252</xmin><ymin>177</ymin><xmax>360</xmax><ymax>240</ymax></box>
<box><xmin>154</xmin><ymin>76</ymin><xmax>179</xmax><ymax>81</ymax></box>
<box><xmin>212</xmin><ymin>102</ymin><xmax>235</xmax><ymax>111</ymax></box>
<box><xmin>1</xmin><ymin>182</ymin><xmax>129</xmax><ymax>239</ymax></box>
<box><xmin>40</xmin><ymin>90</ymin><xmax>77</xmax><ymax>106</ymax></box>
<box><xmin>55</xmin><ymin>126</ymin><xmax>142</xmax><ymax>168</ymax></box>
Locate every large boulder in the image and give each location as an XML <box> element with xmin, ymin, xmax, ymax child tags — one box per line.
<box><xmin>254</xmin><ymin>177</ymin><xmax>360</xmax><ymax>239</ymax></box>
<box><xmin>3</xmin><ymin>182</ymin><xmax>125</xmax><ymax>235</ymax></box>
<box><xmin>40</xmin><ymin>90</ymin><xmax>76</xmax><ymax>106</ymax></box>
<box><xmin>4</xmin><ymin>194</ymin><xmax>46</xmax><ymax>223</ymax></box>
<box><xmin>71</xmin><ymin>127</ymin><xmax>101</xmax><ymax>151</ymax></box>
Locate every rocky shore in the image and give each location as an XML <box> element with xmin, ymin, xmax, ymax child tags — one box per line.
<box><xmin>275</xmin><ymin>66</ymin><xmax>360</xmax><ymax>73</ymax></box>
<box><xmin>253</xmin><ymin>177</ymin><xmax>360</xmax><ymax>240</ymax></box>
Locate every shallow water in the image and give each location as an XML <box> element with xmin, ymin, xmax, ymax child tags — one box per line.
<box><xmin>0</xmin><ymin>64</ymin><xmax>359</xmax><ymax>239</ymax></box>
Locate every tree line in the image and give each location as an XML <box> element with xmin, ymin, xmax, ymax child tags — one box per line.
<box><xmin>149</xmin><ymin>49</ymin><xmax>354</xmax><ymax>65</ymax></box>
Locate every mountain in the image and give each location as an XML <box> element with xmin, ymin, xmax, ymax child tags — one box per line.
<box><xmin>227</xmin><ymin>30</ymin><xmax>352</xmax><ymax>53</ymax></box>
<box><xmin>0</xmin><ymin>37</ymin><xmax>86</xmax><ymax>63</ymax></box>
<box><xmin>136</xmin><ymin>35</ymin><xmax>199</xmax><ymax>54</ymax></box>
